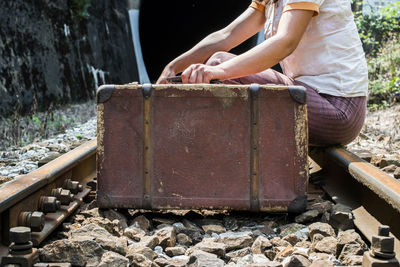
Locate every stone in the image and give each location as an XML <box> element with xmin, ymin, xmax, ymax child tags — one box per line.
<box><xmin>140</xmin><ymin>236</ymin><xmax>159</xmax><ymax>249</ymax></box>
<box><xmin>152</xmin><ymin>217</ymin><xmax>176</xmax><ymax>226</ymax></box>
<box><xmin>127</xmin><ymin>243</ymin><xmax>158</xmax><ymax>260</ymax></box>
<box><xmin>309</xmin><ymin>260</ymin><xmax>333</xmax><ymax>267</ymax></box>
<box><xmin>102</xmin><ymin>209</ymin><xmax>128</xmax><ymax>229</ymax></box>
<box><xmin>69</xmin><ymin>223</ymin><xmax>127</xmax><ymax>255</ymax></box>
<box><xmin>81</xmin><ymin>217</ymin><xmax>122</xmax><ymax>236</ymax></box>
<box><xmin>294</xmin><ymin>240</ymin><xmax>311</xmax><ymax>249</ymax></box>
<box><xmin>394</xmin><ymin>167</ymin><xmax>400</xmax><ymax>179</ymax></box>
<box><xmin>39</xmin><ymin>239</ymin><xmax>105</xmax><ymax>267</ymax></box>
<box><xmin>187</xmin><ymin>252</ymin><xmax>224</xmax><ymax>267</ymax></box>
<box><xmin>308</xmin><ymin>201</ymin><xmax>334</xmax><ymax>214</ymax></box>
<box><xmin>165</xmin><ymin>246</ymin><xmax>186</xmax><ymax>257</ymax></box>
<box><xmin>295</xmin><ymin>210</ymin><xmax>320</xmax><ymax>224</ymax></box>
<box><xmin>251</xmin><ymin>236</ymin><xmax>273</xmax><ymax>254</ymax></box>
<box><xmin>283</xmin><ymin>255</ymin><xmax>311</xmax><ymax>267</ymax></box>
<box><xmin>155</xmin><ymin>226</ymin><xmax>176</xmax><ymax>249</ymax></box>
<box><xmin>132</xmin><ymin>215</ymin><xmax>152</xmax><ymax>232</ymax></box>
<box><xmin>338</xmin><ymin>243</ymin><xmax>365</xmax><ymax>265</ymax></box>
<box><xmin>308</xmin><ymin>252</ymin><xmax>336</xmax><ymax>262</ymax></box>
<box><xmin>176</xmin><ymin>233</ymin><xmax>192</xmax><ymax>246</ymax></box>
<box><xmin>293</xmin><ymin>227</ymin><xmax>309</xmax><ymax>240</ymax></box>
<box><xmin>282</xmin><ymin>234</ymin><xmax>302</xmax><ymax>246</ymax></box>
<box><xmin>312</xmin><ymin>236</ymin><xmax>338</xmax><ymax>255</ymax></box>
<box><xmin>176</xmin><ymin>220</ymin><xmax>204</xmax><ymax>243</ymax></box>
<box><xmin>329</xmin><ymin>204</ymin><xmax>354</xmax><ymax>231</ymax></box>
<box><xmin>271</xmin><ymin>237</ymin><xmax>291</xmax><ymax>247</ymax></box>
<box><xmin>382</xmin><ymin>164</ymin><xmax>398</xmax><ymax>172</ymax></box>
<box><xmin>340</xmin><ymin>254</ymin><xmax>363</xmax><ymax>265</ymax></box>
<box><xmin>127</xmin><ymin>252</ymin><xmax>155</xmax><ymax>267</ymax></box>
<box><xmin>274</xmin><ymin>245</ymin><xmax>294</xmax><ymax>261</ymax></box>
<box><xmin>192</xmin><ymin>240</ymin><xmax>226</xmax><ymax>257</ymax></box>
<box><xmin>98</xmin><ymin>251</ymin><xmax>129</xmax><ymax>267</ymax></box>
<box><xmin>279</xmin><ymin>223</ymin><xmax>306</xmax><ymax>237</ymax></box>
<box><xmin>166</xmin><ymin>255</ymin><xmax>190</xmax><ymax>267</ymax></box>
<box><xmin>308</xmin><ymin>222</ymin><xmax>335</xmax><ymax>240</ymax></box>
<box><xmin>79</xmin><ymin>207</ymin><xmax>101</xmax><ymax>218</ymax></box>
<box><xmin>124</xmin><ymin>226</ymin><xmax>146</xmax><ymax>242</ymax></box>
<box><xmin>217</xmin><ymin>231</ymin><xmax>253</xmax><ymax>252</ymax></box>
<box><xmin>223</xmin><ymin>216</ymin><xmax>239</xmax><ymax>231</ymax></box>
<box><xmin>336</xmin><ymin>229</ymin><xmax>368</xmax><ymax>255</ymax></box>
<box><xmin>371</xmin><ymin>155</ymin><xmax>388</xmax><ymax>168</ymax></box>
<box><xmin>0</xmin><ymin>175</ymin><xmax>13</xmax><ymax>185</ymax></box>
<box><xmin>225</xmin><ymin>247</ymin><xmax>250</xmax><ymax>261</ymax></box>
<box><xmin>201</xmin><ymin>224</ymin><xmax>226</xmax><ymax>235</ymax></box>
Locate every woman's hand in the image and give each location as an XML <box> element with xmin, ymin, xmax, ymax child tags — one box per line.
<box><xmin>181</xmin><ymin>64</ymin><xmax>225</xmax><ymax>84</ymax></box>
<box><xmin>156</xmin><ymin>65</ymin><xmax>176</xmax><ymax>84</ymax></box>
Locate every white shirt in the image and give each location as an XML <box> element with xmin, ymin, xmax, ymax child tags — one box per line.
<box><xmin>251</xmin><ymin>0</ymin><xmax>368</xmax><ymax>97</ymax></box>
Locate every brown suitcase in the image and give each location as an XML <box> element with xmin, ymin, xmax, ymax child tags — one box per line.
<box><xmin>97</xmin><ymin>83</ymin><xmax>308</xmax><ymax>212</ymax></box>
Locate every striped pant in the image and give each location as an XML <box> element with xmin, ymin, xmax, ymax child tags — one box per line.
<box><xmin>206</xmin><ymin>52</ymin><xmax>366</xmax><ymax>146</ymax></box>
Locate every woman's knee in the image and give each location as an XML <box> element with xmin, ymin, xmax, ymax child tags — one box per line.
<box><xmin>205</xmin><ymin>51</ymin><xmax>236</xmax><ymax>66</ymax></box>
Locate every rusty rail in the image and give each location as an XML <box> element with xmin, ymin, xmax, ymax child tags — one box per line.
<box><xmin>0</xmin><ymin>139</ymin><xmax>97</xmax><ymax>260</ymax></box>
<box><xmin>310</xmin><ymin>146</ymin><xmax>400</xmax><ymax>263</ymax></box>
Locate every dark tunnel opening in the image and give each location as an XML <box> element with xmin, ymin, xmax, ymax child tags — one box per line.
<box><xmin>139</xmin><ymin>0</ymin><xmax>260</xmax><ymax>83</ymax></box>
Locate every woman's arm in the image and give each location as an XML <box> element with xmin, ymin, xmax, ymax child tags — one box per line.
<box><xmin>181</xmin><ymin>9</ymin><xmax>314</xmax><ymax>84</ymax></box>
<box><xmin>156</xmin><ymin>7</ymin><xmax>266</xmax><ymax>84</ymax></box>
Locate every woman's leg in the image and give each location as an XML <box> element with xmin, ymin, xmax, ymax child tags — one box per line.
<box><xmin>205</xmin><ymin>51</ymin><xmax>367</xmax><ymax>146</ymax></box>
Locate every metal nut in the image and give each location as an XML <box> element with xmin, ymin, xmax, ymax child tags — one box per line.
<box><xmin>9</xmin><ymin>227</ymin><xmax>31</xmax><ymax>244</ymax></box>
<box><xmin>39</xmin><ymin>196</ymin><xmax>61</xmax><ymax>213</ymax></box>
<box><xmin>63</xmin><ymin>179</ymin><xmax>83</xmax><ymax>194</ymax></box>
<box><xmin>18</xmin><ymin>211</ymin><xmax>45</xmax><ymax>232</ymax></box>
<box><xmin>52</xmin><ymin>188</ymin><xmax>74</xmax><ymax>205</ymax></box>
<box><xmin>372</xmin><ymin>235</ymin><xmax>395</xmax><ymax>254</ymax></box>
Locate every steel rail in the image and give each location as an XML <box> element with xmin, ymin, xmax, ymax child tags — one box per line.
<box><xmin>310</xmin><ymin>146</ymin><xmax>400</xmax><ymax>263</ymax></box>
<box><xmin>0</xmin><ymin>139</ymin><xmax>97</xmax><ymax>260</ymax></box>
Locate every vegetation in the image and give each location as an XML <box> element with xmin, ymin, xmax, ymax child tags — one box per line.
<box><xmin>70</xmin><ymin>0</ymin><xmax>91</xmax><ymax>18</ymax></box>
<box><xmin>354</xmin><ymin>1</ymin><xmax>400</xmax><ymax>110</ymax></box>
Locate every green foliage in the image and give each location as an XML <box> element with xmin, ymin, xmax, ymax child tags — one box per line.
<box><xmin>354</xmin><ymin>1</ymin><xmax>400</xmax><ymax>56</ymax></box>
<box><xmin>71</xmin><ymin>0</ymin><xmax>91</xmax><ymax>18</ymax></box>
<box><xmin>76</xmin><ymin>133</ymin><xmax>83</xmax><ymax>140</ymax></box>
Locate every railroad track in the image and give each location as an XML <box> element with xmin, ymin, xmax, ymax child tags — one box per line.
<box><xmin>0</xmin><ymin>139</ymin><xmax>399</xmax><ymax>266</ymax></box>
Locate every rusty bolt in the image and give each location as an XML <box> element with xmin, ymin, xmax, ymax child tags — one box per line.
<box><xmin>371</xmin><ymin>225</ymin><xmax>396</xmax><ymax>259</ymax></box>
<box><xmin>63</xmin><ymin>179</ymin><xmax>83</xmax><ymax>194</ymax></box>
<box><xmin>39</xmin><ymin>196</ymin><xmax>61</xmax><ymax>213</ymax></box>
<box><xmin>9</xmin><ymin>227</ymin><xmax>31</xmax><ymax>244</ymax></box>
<box><xmin>18</xmin><ymin>211</ymin><xmax>45</xmax><ymax>232</ymax></box>
<box><xmin>51</xmin><ymin>188</ymin><xmax>74</xmax><ymax>205</ymax></box>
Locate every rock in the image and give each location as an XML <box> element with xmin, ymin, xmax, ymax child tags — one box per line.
<box><xmin>79</xmin><ymin>208</ymin><xmax>101</xmax><ymax>218</ymax></box>
<box><xmin>336</xmin><ymin>229</ymin><xmax>367</xmax><ymax>255</ymax></box>
<box><xmin>271</xmin><ymin>237</ymin><xmax>291</xmax><ymax>247</ymax></box>
<box><xmin>152</xmin><ymin>217</ymin><xmax>176</xmax><ymax>226</ymax></box>
<box><xmin>320</xmin><ymin>212</ymin><xmax>330</xmax><ymax>224</ymax></box>
<box><xmin>382</xmin><ymin>164</ymin><xmax>398</xmax><ymax>172</ymax></box>
<box><xmin>127</xmin><ymin>252</ymin><xmax>156</xmax><ymax>267</ymax></box>
<box><xmin>127</xmin><ymin>243</ymin><xmax>158</xmax><ymax>260</ymax></box>
<box><xmin>248</xmin><ymin>262</ymin><xmax>282</xmax><ymax>267</ymax></box>
<box><xmin>166</xmin><ymin>255</ymin><xmax>190</xmax><ymax>267</ymax></box>
<box><xmin>274</xmin><ymin>245</ymin><xmax>294</xmax><ymax>261</ymax></box>
<box><xmin>251</xmin><ymin>236</ymin><xmax>273</xmax><ymax>254</ymax></box>
<box><xmin>279</xmin><ymin>223</ymin><xmax>306</xmax><ymax>237</ymax></box>
<box><xmin>0</xmin><ymin>175</ymin><xmax>13</xmax><ymax>185</ymax></box>
<box><xmin>371</xmin><ymin>155</ymin><xmax>388</xmax><ymax>168</ymax></box>
<box><xmin>338</xmin><ymin>243</ymin><xmax>365</xmax><ymax>265</ymax></box>
<box><xmin>217</xmin><ymin>231</ymin><xmax>253</xmax><ymax>252</ymax></box>
<box><xmin>282</xmin><ymin>234</ymin><xmax>302</xmax><ymax>246</ymax></box>
<box><xmin>154</xmin><ymin>246</ymin><xmax>163</xmax><ymax>255</ymax></box>
<box><xmin>329</xmin><ymin>204</ymin><xmax>354</xmax><ymax>231</ymax></box>
<box><xmin>98</xmin><ymin>251</ymin><xmax>129</xmax><ymax>267</ymax></box>
<box><xmin>283</xmin><ymin>255</ymin><xmax>310</xmax><ymax>267</ymax></box>
<box><xmin>292</xmin><ymin>247</ymin><xmax>309</xmax><ymax>258</ymax></box>
<box><xmin>308</xmin><ymin>252</ymin><xmax>336</xmax><ymax>262</ymax></box>
<box><xmin>202</xmin><ymin>224</ymin><xmax>226</xmax><ymax>235</ymax></box>
<box><xmin>295</xmin><ymin>210</ymin><xmax>319</xmax><ymax>224</ymax></box>
<box><xmin>187</xmin><ymin>252</ymin><xmax>225</xmax><ymax>267</ymax></box>
<box><xmin>124</xmin><ymin>226</ymin><xmax>146</xmax><ymax>242</ymax></box>
<box><xmin>155</xmin><ymin>226</ymin><xmax>176</xmax><ymax>249</ymax></box>
<box><xmin>39</xmin><ymin>239</ymin><xmax>105</xmax><ymax>267</ymax></box>
<box><xmin>81</xmin><ymin>217</ymin><xmax>122</xmax><ymax>236</ymax></box>
<box><xmin>394</xmin><ymin>167</ymin><xmax>400</xmax><ymax>179</ymax></box>
<box><xmin>308</xmin><ymin>201</ymin><xmax>334</xmax><ymax>214</ymax></box>
<box><xmin>153</xmin><ymin>257</ymin><xmax>170</xmax><ymax>267</ymax></box>
<box><xmin>308</xmin><ymin>222</ymin><xmax>335</xmax><ymax>240</ymax></box>
<box><xmin>140</xmin><ymin>236</ymin><xmax>159</xmax><ymax>249</ymax></box>
<box><xmin>176</xmin><ymin>220</ymin><xmax>204</xmax><ymax>243</ymax></box>
<box><xmin>294</xmin><ymin>240</ymin><xmax>311</xmax><ymax>249</ymax></box>
<box><xmin>102</xmin><ymin>209</ymin><xmax>128</xmax><ymax>229</ymax></box>
<box><xmin>293</xmin><ymin>227</ymin><xmax>309</xmax><ymax>240</ymax></box>
<box><xmin>69</xmin><ymin>223</ymin><xmax>127</xmax><ymax>255</ymax></box>
<box><xmin>312</xmin><ymin>236</ymin><xmax>337</xmax><ymax>255</ymax></box>
<box><xmin>192</xmin><ymin>240</ymin><xmax>226</xmax><ymax>258</ymax></box>
<box><xmin>309</xmin><ymin>260</ymin><xmax>333</xmax><ymax>267</ymax></box>
<box><xmin>225</xmin><ymin>247</ymin><xmax>250</xmax><ymax>261</ymax></box>
<box><xmin>132</xmin><ymin>215</ymin><xmax>152</xmax><ymax>232</ymax></box>
<box><xmin>165</xmin><ymin>246</ymin><xmax>186</xmax><ymax>257</ymax></box>
<box><xmin>176</xmin><ymin>233</ymin><xmax>192</xmax><ymax>246</ymax></box>
<box><xmin>223</xmin><ymin>216</ymin><xmax>239</xmax><ymax>231</ymax></box>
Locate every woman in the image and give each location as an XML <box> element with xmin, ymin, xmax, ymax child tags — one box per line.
<box><xmin>157</xmin><ymin>0</ymin><xmax>368</xmax><ymax>146</ymax></box>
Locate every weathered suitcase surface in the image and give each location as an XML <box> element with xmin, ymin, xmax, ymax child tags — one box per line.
<box><xmin>97</xmin><ymin>83</ymin><xmax>308</xmax><ymax>212</ymax></box>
